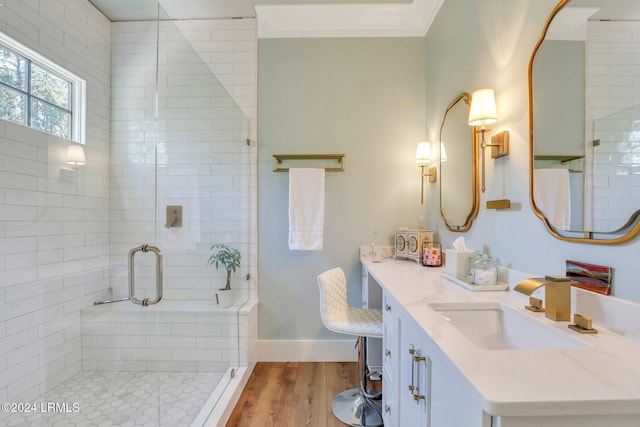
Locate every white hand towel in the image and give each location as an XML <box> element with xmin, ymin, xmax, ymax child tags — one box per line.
<box><xmin>534</xmin><ymin>168</ymin><xmax>571</xmax><ymax>230</ymax></box>
<box><xmin>289</xmin><ymin>168</ymin><xmax>325</xmax><ymax>250</ymax></box>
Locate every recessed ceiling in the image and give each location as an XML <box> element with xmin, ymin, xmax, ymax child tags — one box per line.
<box><xmin>88</xmin><ymin>0</ymin><xmax>411</xmax><ymax>21</ymax></box>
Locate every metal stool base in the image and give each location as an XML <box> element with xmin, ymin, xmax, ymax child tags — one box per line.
<box><xmin>331</xmin><ymin>388</ymin><xmax>383</xmax><ymax>427</ymax></box>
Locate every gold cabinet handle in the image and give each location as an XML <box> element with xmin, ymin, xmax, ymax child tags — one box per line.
<box><xmin>408</xmin><ymin>345</ymin><xmax>415</xmax><ymax>394</ymax></box>
<box><xmin>385</xmin><ymin>405</ymin><xmax>391</xmax><ymax>413</ymax></box>
<box><xmin>411</xmin><ymin>348</ymin><xmax>427</xmax><ymax>405</ymax></box>
<box><xmin>385</xmin><ymin>349</ymin><xmax>391</xmax><ymax>357</ymax></box>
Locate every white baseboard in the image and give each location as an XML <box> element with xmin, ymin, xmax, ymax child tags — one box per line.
<box><xmin>256</xmin><ymin>339</ymin><xmax>358</xmax><ymax>362</ymax></box>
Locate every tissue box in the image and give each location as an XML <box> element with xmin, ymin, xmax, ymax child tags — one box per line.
<box><xmin>444</xmin><ymin>250</ymin><xmax>475</xmax><ymax>279</ymax></box>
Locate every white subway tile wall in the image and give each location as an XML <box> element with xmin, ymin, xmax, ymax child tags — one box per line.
<box><xmin>0</xmin><ymin>0</ymin><xmax>112</xmax><ymax>404</ymax></box>
<box><xmin>586</xmin><ymin>21</ymin><xmax>640</xmax><ymax>231</ymax></box>
<box><xmin>0</xmin><ymin>0</ymin><xmax>258</xmax><ymax>410</ymax></box>
<box><xmin>81</xmin><ymin>301</ymin><xmax>251</xmax><ymax>372</ymax></box>
<box><xmin>109</xmin><ymin>18</ymin><xmax>256</xmax><ymax>304</ymax></box>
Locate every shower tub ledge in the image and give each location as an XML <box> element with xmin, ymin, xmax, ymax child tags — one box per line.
<box><xmin>81</xmin><ymin>298</ymin><xmax>258</xmax><ymax>426</ymax></box>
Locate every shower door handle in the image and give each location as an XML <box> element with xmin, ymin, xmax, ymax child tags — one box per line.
<box><xmin>128</xmin><ymin>244</ymin><xmax>163</xmax><ymax>306</ymax></box>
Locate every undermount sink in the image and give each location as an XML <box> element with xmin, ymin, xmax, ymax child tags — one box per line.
<box><xmin>429</xmin><ymin>302</ymin><xmax>591</xmax><ymax>350</ymax></box>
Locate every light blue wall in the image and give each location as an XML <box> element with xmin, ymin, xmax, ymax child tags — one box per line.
<box><xmin>425</xmin><ymin>0</ymin><xmax>640</xmax><ymax>302</ymax></box>
<box><xmin>258</xmin><ymin>38</ymin><xmax>426</xmax><ymax>340</ymax></box>
<box><xmin>256</xmin><ymin>0</ymin><xmax>640</xmax><ymax>344</ymax></box>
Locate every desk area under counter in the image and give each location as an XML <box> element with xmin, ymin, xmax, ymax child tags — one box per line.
<box><xmin>361</xmin><ymin>255</ymin><xmax>640</xmax><ymax>427</ymax></box>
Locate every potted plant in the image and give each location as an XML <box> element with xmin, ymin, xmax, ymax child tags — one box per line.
<box><xmin>208</xmin><ymin>243</ymin><xmax>241</xmax><ymax>307</ymax></box>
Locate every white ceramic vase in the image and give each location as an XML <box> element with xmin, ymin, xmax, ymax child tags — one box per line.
<box><xmin>216</xmin><ymin>289</ymin><xmax>233</xmax><ymax>308</ymax></box>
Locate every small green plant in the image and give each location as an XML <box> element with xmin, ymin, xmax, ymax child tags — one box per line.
<box><xmin>208</xmin><ymin>244</ymin><xmax>241</xmax><ymax>290</ymax></box>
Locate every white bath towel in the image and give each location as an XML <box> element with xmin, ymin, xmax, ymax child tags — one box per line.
<box><xmin>288</xmin><ymin>168</ymin><xmax>325</xmax><ymax>250</ymax></box>
<box><xmin>534</xmin><ymin>168</ymin><xmax>571</xmax><ymax>230</ymax></box>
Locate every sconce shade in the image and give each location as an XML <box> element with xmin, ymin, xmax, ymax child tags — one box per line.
<box><xmin>440</xmin><ymin>142</ymin><xmax>448</xmax><ymax>163</ymax></box>
<box><xmin>415</xmin><ymin>141</ymin><xmax>432</xmax><ymax>164</ymax></box>
<box><xmin>468</xmin><ymin>89</ymin><xmax>498</xmax><ymax>127</ymax></box>
<box><xmin>66</xmin><ymin>144</ymin><xmax>86</xmax><ymax>166</ymax></box>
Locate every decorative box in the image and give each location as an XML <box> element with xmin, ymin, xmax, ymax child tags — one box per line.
<box><xmin>423</xmin><ymin>241</ymin><xmax>442</xmax><ymax>267</ymax></box>
<box><xmin>395</xmin><ymin>230</ymin><xmax>433</xmax><ymax>264</ymax></box>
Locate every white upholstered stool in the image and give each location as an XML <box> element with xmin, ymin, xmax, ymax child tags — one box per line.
<box><xmin>317</xmin><ymin>267</ymin><xmax>383</xmax><ymax>427</ymax></box>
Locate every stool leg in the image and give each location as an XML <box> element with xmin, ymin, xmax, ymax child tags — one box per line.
<box><xmin>360</xmin><ymin>336</ymin><xmax>382</xmax><ymax>401</ymax></box>
<box><xmin>331</xmin><ymin>337</ymin><xmax>383</xmax><ymax>427</ymax></box>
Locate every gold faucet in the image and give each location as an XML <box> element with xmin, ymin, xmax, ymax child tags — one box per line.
<box><xmin>514</xmin><ymin>276</ymin><xmax>572</xmax><ymax>321</ymax></box>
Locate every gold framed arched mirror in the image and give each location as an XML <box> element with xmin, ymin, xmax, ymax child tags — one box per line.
<box><xmin>440</xmin><ymin>92</ymin><xmax>480</xmax><ymax>232</ymax></box>
<box><xmin>529</xmin><ymin>0</ymin><xmax>640</xmax><ymax>244</ymax></box>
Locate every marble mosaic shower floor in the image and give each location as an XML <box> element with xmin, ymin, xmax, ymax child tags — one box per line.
<box><xmin>4</xmin><ymin>371</ymin><xmax>223</xmax><ymax>427</ymax></box>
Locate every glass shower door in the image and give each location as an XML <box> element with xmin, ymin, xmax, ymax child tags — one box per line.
<box><xmin>109</xmin><ymin>4</ymin><xmax>249</xmax><ymax>425</ymax></box>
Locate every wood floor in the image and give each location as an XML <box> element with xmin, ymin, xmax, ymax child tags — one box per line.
<box><xmin>227</xmin><ymin>362</ymin><xmax>381</xmax><ymax>427</ymax></box>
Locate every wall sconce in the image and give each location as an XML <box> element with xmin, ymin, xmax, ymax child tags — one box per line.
<box><xmin>468</xmin><ymin>88</ymin><xmax>509</xmax><ymax>192</ymax></box>
<box><xmin>416</xmin><ymin>141</ymin><xmax>437</xmax><ymax>204</ymax></box>
<box><xmin>66</xmin><ymin>143</ymin><xmax>86</xmax><ymax>166</ymax></box>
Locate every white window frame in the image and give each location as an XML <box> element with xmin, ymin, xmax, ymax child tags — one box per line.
<box><xmin>0</xmin><ymin>32</ymin><xmax>86</xmax><ymax>144</ymax></box>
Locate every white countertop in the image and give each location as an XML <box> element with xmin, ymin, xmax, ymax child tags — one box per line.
<box><xmin>362</xmin><ymin>256</ymin><xmax>640</xmax><ymax>417</ymax></box>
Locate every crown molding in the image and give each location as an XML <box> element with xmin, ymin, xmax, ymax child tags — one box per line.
<box><xmin>255</xmin><ymin>0</ymin><xmax>444</xmax><ymax>38</ymax></box>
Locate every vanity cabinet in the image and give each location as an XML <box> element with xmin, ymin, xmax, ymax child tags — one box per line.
<box><xmin>368</xmin><ymin>260</ymin><xmax>640</xmax><ymax>427</ymax></box>
<box><xmin>381</xmin><ymin>291</ymin><xmax>400</xmax><ymax>426</ymax></box>
<box><xmin>398</xmin><ymin>305</ymin><xmax>429</xmax><ymax>426</ymax></box>
<box><xmin>380</xmin><ymin>287</ymin><xmax>640</xmax><ymax>427</ymax></box>
<box><xmin>383</xmin><ymin>288</ymin><xmax>490</xmax><ymax>427</ymax></box>
<box><xmin>428</xmin><ymin>336</ymin><xmax>491</xmax><ymax>427</ymax></box>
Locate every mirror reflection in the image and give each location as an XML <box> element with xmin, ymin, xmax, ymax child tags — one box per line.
<box><xmin>440</xmin><ymin>92</ymin><xmax>479</xmax><ymax>232</ymax></box>
<box><xmin>531</xmin><ymin>0</ymin><xmax>640</xmax><ymax>241</ymax></box>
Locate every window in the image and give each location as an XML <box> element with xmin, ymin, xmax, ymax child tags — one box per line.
<box><xmin>0</xmin><ymin>33</ymin><xmax>86</xmax><ymax>143</ymax></box>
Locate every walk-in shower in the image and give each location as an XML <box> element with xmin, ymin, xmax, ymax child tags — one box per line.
<box><xmin>1</xmin><ymin>2</ymin><xmax>254</xmax><ymax>426</ymax></box>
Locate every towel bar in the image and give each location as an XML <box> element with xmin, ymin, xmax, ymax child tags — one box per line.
<box><xmin>272</xmin><ymin>154</ymin><xmax>345</xmax><ymax>172</ymax></box>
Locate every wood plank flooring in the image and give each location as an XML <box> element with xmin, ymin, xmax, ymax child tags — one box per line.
<box><xmin>227</xmin><ymin>362</ymin><xmax>380</xmax><ymax>427</ymax></box>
